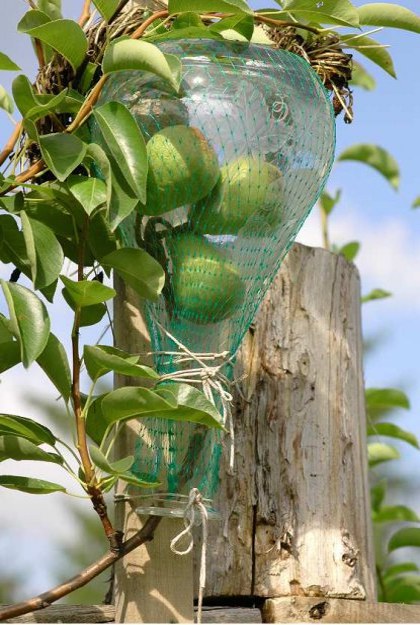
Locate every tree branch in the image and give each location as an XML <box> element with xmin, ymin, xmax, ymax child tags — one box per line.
<box><xmin>0</xmin><ymin>516</ymin><xmax>162</xmax><ymax>621</ymax></box>
<box><xmin>0</xmin><ymin>122</ymin><xmax>23</xmax><ymax>168</ymax></box>
<box><xmin>79</xmin><ymin>0</ymin><xmax>92</xmax><ymax>28</ymax></box>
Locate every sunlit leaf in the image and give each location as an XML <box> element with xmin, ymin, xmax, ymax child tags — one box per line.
<box><xmin>21</xmin><ymin>213</ymin><xmax>64</xmax><ymax>289</ymax></box>
<box><xmin>169</xmin><ymin>0</ymin><xmax>252</xmax><ymax>14</ymax></box>
<box><xmin>0</xmin><ymin>435</ymin><xmax>62</xmax><ymax>464</ymax></box>
<box><xmin>0</xmin><ymin>414</ymin><xmax>55</xmax><ymax>446</ymax></box>
<box><xmin>366</xmin><ymin>388</ymin><xmax>410</xmax><ymax>412</ymax></box>
<box><xmin>368</xmin><ymin>422</ymin><xmax>419</xmax><ymax>449</ymax></box>
<box><xmin>350</xmin><ymin>61</ymin><xmax>376</xmax><ymax>91</ymax></box>
<box><xmin>319</xmin><ymin>189</ymin><xmax>341</xmax><ymax>215</ymax></box>
<box><xmin>0</xmin><ymin>52</ymin><xmax>21</xmax><ymax>71</ymax></box>
<box><xmin>18</xmin><ymin>15</ymin><xmax>88</xmax><ymax>70</ymax></box>
<box><xmin>89</xmin><ymin>445</ymin><xmax>134</xmax><ymax>475</ymax></box>
<box><xmin>373</xmin><ymin>505</ymin><xmax>419</xmax><ymax>524</ymax></box>
<box><xmin>341</xmin><ymin>34</ymin><xmax>396</xmax><ymax>78</ymax></box>
<box><xmin>361</xmin><ymin>288</ymin><xmax>392</xmax><ymax>303</ymax></box>
<box><xmin>37</xmin><ymin>0</ymin><xmax>62</xmax><ymax>20</ymax></box>
<box><xmin>67</xmin><ymin>175</ymin><xmax>107</xmax><ymax>217</ymax></box>
<box><xmin>37</xmin><ymin>333</ymin><xmax>72</xmax><ymax>402</ymax></box>
<box><xmin>0</xmin><ymin>86</ymin><xmax>14</xmax><ymax>114</ymax></box>
<box><xmin>92</xmin><ymin>0</ymin><xmax>119</xmax><ymax>21</ymax></box>
<box><xmin>389</xmin><ymin>528</ymin><xmax>420</xmax><ymax>552</ymax></box>
<box><xmin>93</xmin><ymin>102</ymin><xmax>147</xmax><ymax>202</ymax></box>
<box><xmin>368</xmin><ymin>442</ymin><xmax>399</xmax><ymax>466</ymax></box>
<box><xmin>101</xmin><ymin>248</ymin><xmax>165</xmax><ymax>302</ymax></box>
<box><xmin>358</xmin><ymin>3</ymin><xmax>420</xmax><ymax>33</ymax></box>
<box><xmin>1</xmin><ymin>280</ymin><xmax>50</xmax><ymax>367</ymax></box>
<box><xmin>102</xmin><ymin>39</ymin><xmax>182</xmax><ymax>92</ymax></box>
<box><xmin>338</xmin><ymin>144</ymin><xmax>399</xmax><ymax>189</ymax></box>
<box><xmin>0</xmin><ymin>475</ymin><xmax>66</xmax><ymax>494</ymax></box>
<box><xmin>337</xmin><ymin>241</ymin><xmax>360</xmax><ymax>262</ymax></box>
<box><xmin>39</xmin><ymin>133</ymin><xmax>87</xmax><ymax>182</ymax></box>
<box><xmin>412</xmin><ymin>196</ymin><xmax>420</xmax><ymax>209</ymax></box>
<box><xmin>273</xmin><ymin>0</ymin><xmax>359</xmax><ymax>27</ymax></box>
<box><xmin>84</xmin><ymin>345</ymin><xmax>158</xmax><ymax>382</ymax></box>
<box><xmin>60</xmin><ymin>276</ymin><xmax>115</xmax><ymax>307</ymax></box>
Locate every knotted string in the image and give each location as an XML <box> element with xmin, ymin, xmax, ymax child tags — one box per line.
<box><xmin>150</xmin><ymin>319</ymin><xmax>240</xmax><ymax>470</ymax></box>
<box><xmin>170</xmin><ymin>488</ymin><xmax>208</xmax><ymax>624</ymax></box>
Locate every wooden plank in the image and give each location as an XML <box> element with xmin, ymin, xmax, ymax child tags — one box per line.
<box><xmin>263</xmin><ymin>597</ymin><xmax>420</xmax><ymax>623</ymax></box>
<box><xmin>113</xmin><ymin>279</ymin><xmax>194</xmax><ymax>623</ymax></box>
<box><xmin>2</xmin><ymin>604</ymin><xmax>262</xmax><ymax>624</ymax></box>
<box><xmin>199</xmin><ymin>243</ymin><xmax>376</xmax><ymax>600</ymax></box>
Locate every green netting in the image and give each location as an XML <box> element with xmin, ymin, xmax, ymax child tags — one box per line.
<box><xmin>96</xmin><ymin>39</ymin><xmax>335</xmax><ymax>515</ymax></box>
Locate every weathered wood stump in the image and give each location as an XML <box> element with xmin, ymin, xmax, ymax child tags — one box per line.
<box><xmin>196</xmin><ymin>243</ymin><xmax>376</xmax><ymax>603</ymax></box>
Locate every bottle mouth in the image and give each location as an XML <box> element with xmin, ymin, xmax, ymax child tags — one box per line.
<box><xmin>129</xmin><ymin>492</ymin><xmax>222</xmax><ymax>520</ymax></box>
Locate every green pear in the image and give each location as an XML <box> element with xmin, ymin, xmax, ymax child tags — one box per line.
<box><xmin>190</xmin><ymin>156</ymin><xmax>283</xmax><ymax>234</ymax></box>
<box><xmin>140</xmin><ymin>126</ymin><xmax>220</xmax><ymax>216</ymax></box>
<box><xmin>169</xmin><ymin>233</ymin><xmax>245</xmax><ymax>324</ymax></box>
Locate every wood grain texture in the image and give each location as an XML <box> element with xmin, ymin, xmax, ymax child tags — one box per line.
<box><xmin>262</xmin><ymin>597</ymin><xmax>420</xmax><ymax>623</ymax></box>
<box><xmin>113</xmin><ymin>279</ymin><xmax>193</xmax><ymax>623</ymax></box>
<box><xmin>199</xmin><ymin>243</ymin><xmax>376</xmax><ymax>601</ymax></box>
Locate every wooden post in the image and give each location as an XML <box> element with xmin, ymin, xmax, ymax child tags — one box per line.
<box><xmin>113</xmin><ymin>280</ymin><xmax>194</xmax><ymax>623</ymax></box>
<box><xmin>197</xmin><ymin>243</ymin><xmax>376</xmax><ymax>604</ymax></box>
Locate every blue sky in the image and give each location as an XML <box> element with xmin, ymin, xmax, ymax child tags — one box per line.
<box><xmin>0</xmin><ymin>0</ymin><xmax>420</xmax><ymax>598</ymax></box>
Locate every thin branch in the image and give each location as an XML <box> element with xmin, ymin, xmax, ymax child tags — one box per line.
<box><xmin>254</xmin><ymin>13</ymin><xmax>321</xmax><ymax>35</ymax></box>
<box><xmin>130</xmin><ymin>8</ymin><xmax>169</xmax><ymax>39</ymax></box>
<box><xmin>0</xmin><ymin>122</ymin><xmax>23</xmax><ymax>168</ymax></box>
<box><xmin>0</xmin><ymin>516</ymin><xmax>162</xmax><ymax>621</ymax></box>
<box><xmin>79</xmin><ymin>0</ymin><xmax>92</xmax><ymax>28</ymax></box>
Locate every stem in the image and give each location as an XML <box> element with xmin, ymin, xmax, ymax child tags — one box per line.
<box><xmin>78</xmin><ymin>0</ymin><xmax>92</xmax><ymax>27</ymax></box>
<box><xmin>0</xmin><ymin>121</ymin><xmax>23</xmax><ymax>168</ymax></box>
<box><xmin>254</xmin><ymin>13</ymin><xmax>321</xmax><ymax>35</ymax></box>
<box><xmin>320</xmin><ymin>206</ymin><xmax>330</xmax><ymax>250</ymax></box>
<box><xmin>71</xmin><ymin>217</ymin><xmax>119</xmax><ymax>552</ymax></box>
<box><xmin>0</xmin><ymin>516</ymin><xmax>162</xmax><ymax>621</ymax></box>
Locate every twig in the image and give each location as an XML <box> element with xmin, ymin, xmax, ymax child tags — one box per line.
<box><xmin>254</xmin><ymin>13</ymin><xmax>321</xmax><ymax>35</ymax></box>
<box><xmin>79</xmin><ymin>0</ymin><xmax>92</xmax><ymax>28</ymax></box>
<box><xmin>130</xmin><ymin>8</ymin><xmax>169</xmax><ymax>39</ymax></box>
<box><xmin>0</xmin><ymin>516</ymin><xmax>162</xmax><ymax>621</ymax></box>
<box><xmin>0</xmin><ymin>122</ymin><xmax>23</xmax><ymax>168</ymax></box>
<box><xmin>71</xmin><ymin>217</ymin><xmax>120</xmax><ymax>552</ymax></box>
<box><xmin>34</xmin><ymin>39</ymin><xmax>46</xmax><ymax>69</ymax></box>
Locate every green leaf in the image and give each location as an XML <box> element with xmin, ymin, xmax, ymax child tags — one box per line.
<box><xmin>0</xmin><ymin>52</ymin><xmax>21</xmax><ymax>71</ymax></box>
<box><xmin>92</xmin><ymin>0</ymin><xmax>119</xmax><ymax>21</ymax></box>
<box><xmin>386</xmin><ymin>577</ymin><xmax>420</xmax><ymax>604</ymax></box>
<box><xmin>319</xmin><ymin>189</ymin><xmax>341</xmax><ymax>216</ymax></box>
<box><xmin>0</xmin><ymin>340</ymin><xmax>20</xmax><ymax>373</ymax></box>
<box><xmin>370</xmin><ymin>479</ymin><xmax>387</xmax><ymax>513</ymax></box>
<box><xmin>37</xmin><ymin>0</ymin><xmax>62</xmax><ymax>20</ymax></box>
<box><xmin>168</xmin><ymin>0</ymin><xmax>252</xmax><ymax>15</ymax></box>
<box><xmin>39</xmin><ymin>133</ymin><xmax>87</xmax><ymax>182</ymax></box>
<box><xmin>117</xmin><ymin>471</ymin><xmax>161</xmax><ymax>488</ymax></box>
<box><xmin>102</xmin><ymin>39</ymin><xmax>182</xmax><ymax>92</ymax></box>
<box><xmin>12</xmin><ymin>75</ymin><xmax>38</xmax><ymax>118</ymax></box>
<box><xmin>0</xmin><ymin>474</ymin><xmax>66</xmax><ymax>494</ymax></box>
<box><xmin>12</xmin><ymin>75</ymin><xmax>69</xmax><ymax>119</ymax></box>
<box><xmin>350</xmin><ymin>61</ymin><xmax>376</xmax><ymax>91</ymax></box>
<box><xmin>89</xmin><ymin>445</ymin><xmax>134</xmax><ymax>475</ymax></box>
<box><xmin>358</xmin><ymin>3</ymin><xmax>420</xmax><ymax>34</ymax></box>
<box><xmin>384</xmin><ymin>563</ymin><xmax>419</xmax><ymax>581</ymax></box>
<box><xmin>338</xmin><ymin>144</ymin><xmax>399</xmax><ymax>190</ymax></box>
<box><xmin>0</xmin><ymin>435</ymin><xmax>62</xmax><ymax>464</ymax></box>
<box><xmin>337</xmin><ymin>241</ymin><xmax>360</xmax><ymax>262</ymax></box>
<box><xmin>389</xmin><ymin>528</ymin><xmax>420</xmax><ymax>553</ymax></box>
<box><xmin>0</xmin><ymin>85</ymin><xmax>13</xmax><ymax>114</ymax></box>
<box><xmin>84</xmin><ymin>345</ymin><xmax>159</xmax><ymax>382</ymax></box>
<box><xmin>368</xmin><ymin>422</ymin><xmax>419</xmax><ymax>449</ymax></box>
<box><xmin>93</xmin><ymin>102</ymin><xmax>148</xmax><ymax>202</ymax></box>
<box><xmin>67</xmin><ymin>175</ymin><xmax>107</xmax><ymax>217</ymax></box>
<box><xmin>276</xmin><ymin>0</ymin><xmax>359</xmax><ymax>26</ymax></box>
<box><xmin>412</xmin><ymin>196</ymin><xmax>420</xmax><ymax>209</ymax></box>
<box><xmin>172</xmin><ymin>12</ymin><xmax>205</xmax><ymax>28</ymax></box>
<box><xmin>1</xmin><ymin>280</ymin><xmax>50</xmax><ymax>367</ymax></box>
<box><xmin>101</xmin><ymin>248</ymin><xmax>165</xmax><ymax>302</ymax></box>
<box><xmin>340</xmin><ymin>35</ymin><xmax>396</xmax><ymax>79</ymax></box>
<box><xmin>18</xmin><ymin>17</ymin><xmax>88</xmax><ymax>71</ymax></box>
<box><xmin>209</xmin><ymin>14</ymin><xmax>254</xmax><ymax>40</ymax></box>
<box><xmin>21</xmin><ymin>213</ymin><xmax>64</xmax><ymax>289</ymax></box>
<box><xmin>0</xmin><ymin>414</ymin><xmax>55</xmax><ymax>446</ymax></box>
<box><xmin>155</xmin><ymin>383</ymin><xmax>225</xmax><ymax>429</ymax></box>
<box><xmin>368</xmin><ymin>442</ymin><xmax>399</xmax><ymax>466</ymax></box>
<box><xmin>373</xmin><ymin>505</ymin><xmax>419</xmax><ymax>524</ymax></box>
<box><xmin>17</xmin><ymin>9</ymin><xmax>51</xmax><ymax>32</ymax></box>
<box><xmin>36</xmin><ymin>333</ymin><xmax>71</xmax><ymax>402</ymax></box>
<box><xmin>62</xmin><ymin>289</ymin><xmax>107</xmax><ymax>326</ymax></box>
<box><xmin>88</xmin><ymin>212</ymin><xmax>117</xmax><ymax>263</ymax></box>
<box><xmin>86</xmin><ymin>387</ymin><xmax>177</xmax><ymax>445</ymax></box>
<box><xmin>366</xmin><ymin>388</ymin><xmax>410</xmax><ymax>413</ymax></box>
<box><xmin>361</xmin><ymin>288</ymin><xmax>392</xmax><ymax>303</ymax></box>
<box><xmin>60</xmin><ymin>276</ymin><xmax>116</xmax><ymax>307</ymax></box>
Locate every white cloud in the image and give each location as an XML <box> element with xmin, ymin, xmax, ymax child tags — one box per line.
<box><xmin>296</xmin><ymin>205</ymin><xmax>420</xmax><ymax>313</ymax></box>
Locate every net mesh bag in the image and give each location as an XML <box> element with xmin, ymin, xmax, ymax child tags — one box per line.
<box><xmin>96</xmin><ymin>39</ymin><xmax>335</xmax><ymax>515</ymax></box>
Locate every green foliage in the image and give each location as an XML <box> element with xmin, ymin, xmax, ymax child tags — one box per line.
<box><xmin>338</xmin><ymin>144</ymin><xmax>400</xmax><ymax>189</ymax></box>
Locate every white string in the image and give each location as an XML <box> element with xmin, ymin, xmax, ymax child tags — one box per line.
<box><xmin>170</xmin><ymin>488</ymin><xmax>208</xmax><ymax>624</ymax></box>
<box><xmin>152</xmin><ymin>319</ymin><xmax>237</xmax><ymax>469</ymax></box>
